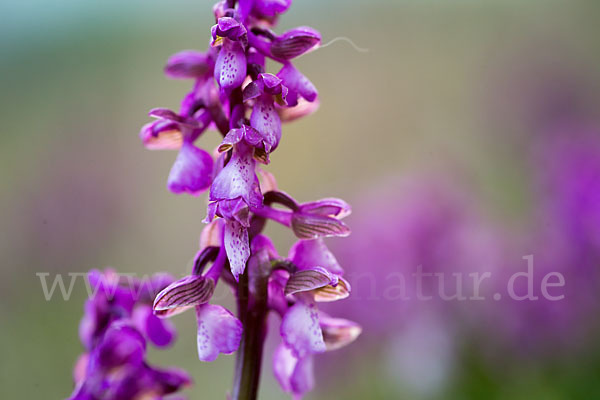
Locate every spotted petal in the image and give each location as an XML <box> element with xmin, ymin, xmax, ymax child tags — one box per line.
<box><xmin>214</xmin><ymin>39</ymin><xmax>247</xmax><ymax>91</ymax></box>
<box><xmin>224</xmin><ymin>219</ymin><xmax>251</xmax><ymax>280</ymax></box>
<box><xmin>196</xmin><ymin>304</ymin><xmax>243</xmax><ymax>362</ymax></box>
<box><xmin>250</xmin><ymin>96</ymin><xmax>282</xmax><ymax>151</ymax></box>
<box><xmin>280</xmin><ymin>301</ymin><xmax>325</xmax><ymax>357</ymax></box>
<box><xmin>209</xmin><ymin>142</ymin><xmax>263</xmax><ymax>209</ymax></box>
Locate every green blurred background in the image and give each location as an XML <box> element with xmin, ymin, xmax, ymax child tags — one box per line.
<box><xmin>2</xmin><ymin>0</ymin><xmax>600</xmax><ymax>398</ymax></box>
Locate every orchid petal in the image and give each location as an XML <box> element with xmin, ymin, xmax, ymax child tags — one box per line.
<box><xmin>273</xmin><ymin>343</ymin><xmax>315</xmax><ymax>397</ymax></box>
<box><xmin>167</xmin><ymin>141</ymin><xmax>214</xmax><ymax>196</ymax></box>
<box><xmin>289</xmin><ymin>238</ymin><xmax>344</xmax><ymax>275</ymax></box>
<box><xmin>281</xmin><ymin>301</ymin><xmax>325</xmax><ymax>357</ymax></box>
<box><xmin>153</xmin><ymin>275</ymin><xmax>215</xmax><ymax>318</ymax></box>
<box><xmin>165</xmin><ymin>50</ymin><xmax>213</xmax><ymax>79</ymax></box>
<box><xmin>209</xmin><ymin>143</ymin><xmax>262</xmax><ymax>209</ymax></box>
<box><xmin>224</xmin><ymin>219</ymin><xmax>251</xmax><ymax>280</ymax></box>
<box><xmin>277</xmin><ymin>63</ymin><xmax>318</xmax><ymax>105</ymax></box>
<box><xmin>250</xmin><ymin>96</ymin><xmax>281</xmax><ymax>151</ymax></box>
<box><xmin>214</xmin><ymin>39</ymin><xmax>247</xmax><ymax>91</ymax></box>
<box><xmin>320</xmin><ymin>314</ymin><xmax>362</xmax><ymax>351</ymax></box>
<box><xmin>271</xmin><ymin>27</ymin><xmax>321</xmax><ymax>60</ymax></box>
<box><xmin>196</xmin><ymin>304</ymin><xmax>243</xmax><ymax>362</ymax></box>
<box><xmin>133</xmin><ymin>305</ymin><xmax>176</xmax><ymax>347</ymax></box>
<box><xmin>291</xmin><ymin>212</ymin><xmax>351</xmax><ymax>239</ymax></box>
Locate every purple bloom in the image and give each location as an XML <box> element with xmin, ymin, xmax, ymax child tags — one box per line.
<box><xmin>152</xmin><ymin>234</ymin><xmax>244</xmax><ymax>362</ymax></box>
<box><xmin>134</xmin><ymin>1</ymin><xmax>359</xmax><ymax>398</ymax></box>
<box><xmin>206</xmin><ymin>142</ymin><xmax>263</xmax><ymax>279</ymax></box>
<box><xmin>69</xmin><ymin>271</ymin><xmax>190</xmax><ymax>400</ymax></box>
<box><xmin>243</xmin><ymin>73</ymin><xmax>287</xmax><ymax>151</ymax></box>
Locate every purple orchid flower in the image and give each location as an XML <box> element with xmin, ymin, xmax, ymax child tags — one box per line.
<box><xmin>153</xmin><ymin>224</ymin><xmax>244</xmax><ymax>361</ymax></box>
<box><xmin>140</xmin><ymin>108</ymin><xmax>214</xmax><ymax>195</ymax></box>
<box><xmin>213</xmin><ymin>16</ymin><xmax>248</xmax><ymax>92</ymax></box>
<box><xmin>242</xmin><ymin>72</ymin><xmax>287</xmax><ymax>152</ymax></box>
<box><xmin>132</xmin><ymin>0</ymin><xmax>361</xmax><ymax>398</ymax></box>
<box><xmin>69</xmin><ymin>271</ymin><xmax>190</xmax><ymax>400</ymax></box>
<box><xmin>206</xmin><ymin>141</ymin><xmax>263</xmax><ymax>279</ymax></box>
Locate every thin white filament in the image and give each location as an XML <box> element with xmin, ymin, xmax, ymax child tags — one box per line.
<box><xmin>317</xmin><ymin>36</ymin><xmax>370</xmax><ymax>53</ymax></box>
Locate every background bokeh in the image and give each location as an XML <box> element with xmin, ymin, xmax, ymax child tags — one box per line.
<box><xmin>2</xmin><ymin>0</ymin><xmax>600</xmax><ymax>398</ymax></box>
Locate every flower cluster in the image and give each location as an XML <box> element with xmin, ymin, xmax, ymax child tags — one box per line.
<box><xmin>69</xmin><ymin>270</ymin><xmax>191</xmax><ymax>399</ymax></box>
<box><xmin>138</xmin><ymin>0</ymin><xmax>360</xmax><ymax>398</ymax></box>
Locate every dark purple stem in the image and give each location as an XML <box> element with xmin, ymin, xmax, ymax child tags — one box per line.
<box><xmin>231</xmin><ymin>266</ymin><xmax>269</xmax><ymax>400</ymax></box>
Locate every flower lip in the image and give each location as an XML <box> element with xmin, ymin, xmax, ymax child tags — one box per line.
<box><xmin>280</xmin><ymin>301</ymin><xmax>326</xmax><ymax>358</ymax></box>
<box><xmin>214</xmin><ymin>39</ymin><xmax>247</xmax><ymax>91</ymax></box>
<box><xmin>196</xmin><ymin>304</ymin><xmax>243</xmax><ymax>362</ymax></box>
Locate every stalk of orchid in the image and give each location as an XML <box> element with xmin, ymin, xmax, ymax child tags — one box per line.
<box><xmin>67</xmin><ymin>1</ymin><xmax>361</xmax><ymax>399</ymax></box>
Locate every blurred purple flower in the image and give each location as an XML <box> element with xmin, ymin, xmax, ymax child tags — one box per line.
<box><xmin>69</xmin><ymin>270</ymin><xmax>190</xmax><ymax>400</ymax></box>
